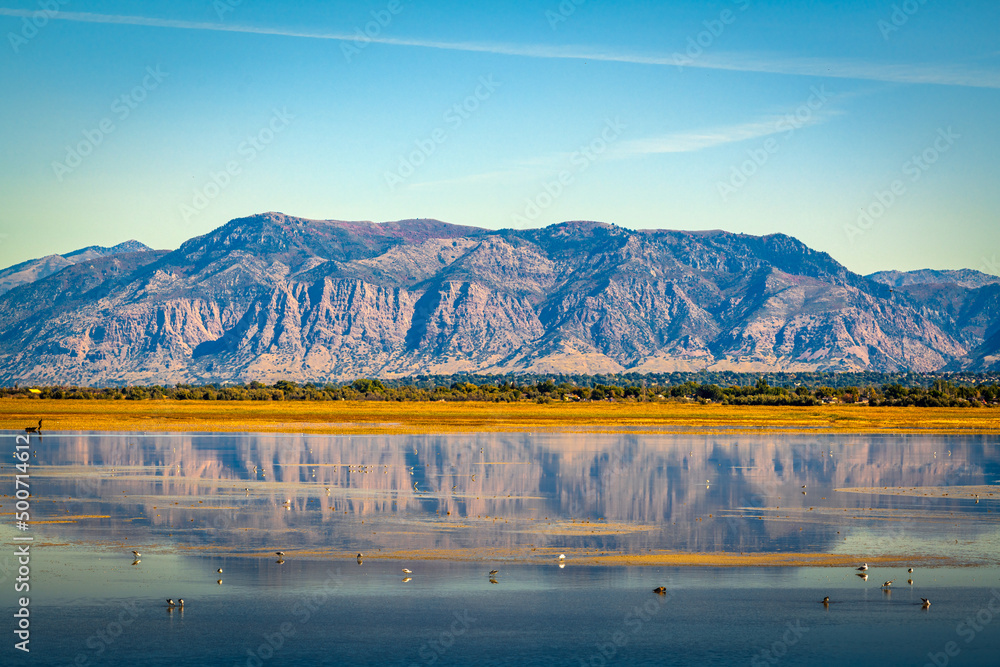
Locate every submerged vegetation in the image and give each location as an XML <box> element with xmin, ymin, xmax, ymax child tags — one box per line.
<box><xmin>3</xmin><ymin>373</ymin><xmax>999</xmax><ymax>407</ymax></box>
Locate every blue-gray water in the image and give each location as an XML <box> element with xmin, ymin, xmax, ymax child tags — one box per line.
<box><xmin>1</xmin><ymin>430</ymin><xmax>999</xmax><ymax>664</ymax></box>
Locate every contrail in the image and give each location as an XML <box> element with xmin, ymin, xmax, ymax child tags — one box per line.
<box><xmin>2</xmin><ymin>8</ymin><xmax>998</xmax><ymax>88</ymax></box>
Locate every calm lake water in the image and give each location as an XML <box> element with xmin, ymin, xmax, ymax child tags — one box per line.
<box><xmin>2</xmin><ymin>430</ymin><xmax>999</xmax><ymax>665</ymax></box>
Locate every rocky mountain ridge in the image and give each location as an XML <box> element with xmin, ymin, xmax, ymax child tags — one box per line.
<box><xmin>0</xmin><ymin>240</ymin><xmax>151</xmax><ymax>295</ymax></box>
<box><xmin>1</xmin><ymin>212</ymin><xmax>998</xmax><ymax>384</ymax></box>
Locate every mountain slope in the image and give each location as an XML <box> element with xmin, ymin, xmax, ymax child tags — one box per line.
<box><xmin>0</xmin><ymin>240</ymin><xmax>152</xmax><ymax>295</ymax></box>
<box><xmin>0</xmin><ymin>213</ymin><xmax>994</xmax><ymax>384</ymax></box>
<box><xmin>868</xmin><ymin>268</ymin><xmax>1000</xmax><ymax>290</ymax></box>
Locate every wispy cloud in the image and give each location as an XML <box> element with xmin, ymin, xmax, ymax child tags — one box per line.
<box><xmin>615</xmin><ymin>117</ymin><xmax>805</xmax><ymax>157</ymax></box>
<box><xmin>2</xmin><ymin>8</ymin><xmax>999</xmax><ymax>89</ymax></box>
<box><xmin>409</xmin><ymin>109</ymin><xmax>839</xmax><ymax>191</ymax></box>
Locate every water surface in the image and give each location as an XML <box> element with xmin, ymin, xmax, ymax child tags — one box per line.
<box><xmin>2</xmin><ymin>430</ymin><xmax>999</xmax><ymax>665</ymax></box>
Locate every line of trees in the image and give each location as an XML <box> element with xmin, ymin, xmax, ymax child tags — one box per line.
<box><xmin>3</xmin><ymin>375</ymin><xmax>999</xmax><ymax>407</ymax></box>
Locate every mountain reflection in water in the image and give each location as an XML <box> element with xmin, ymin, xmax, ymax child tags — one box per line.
<box><xmin>13</xmin><ymin>431</ymin><xmax>1000</xmax><ymax>559</ymax></box>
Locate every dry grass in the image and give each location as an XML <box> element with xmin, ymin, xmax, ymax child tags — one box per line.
<box><xmin>1</xmin><ymin>399</ymin><xmax>998</xmax><ymax>434</ymax></box>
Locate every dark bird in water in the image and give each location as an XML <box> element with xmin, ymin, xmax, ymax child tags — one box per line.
<box><xmin>166</xmin><ymin>599</ymin><xmax>175</xmax><ymax>607</ymax></box>
<box><xmin>177</xmin><ymin>599</ymin><xmax>185</xmax><ymax>608</ymax></box>
<box><xmin>821</xmin><ymin>596</ymin><xmax>830</xmax><ymax>605</ymax></box>
<box><xmin>217</xmin><ymin>568</ymin><xmax>223</xmax><ymax>573</ymax></box>
<box><xmin>489</xmin><ymin>570</ymin><xmax>499</xmax><ymax>576</ymax></box>
<box><xmin>908</xmin><ymin>567</ymin><xmax>914</xmax><ymax>573</ymax></box>
<box><xmin>25</xmin><ymin>419</ymin><xmax>42</xmax><ymax>434</ymax></box>
<box><xmin>882</xmin><ymin>580</ymin><xmax>895</xmax><ymax>588</ymax></box>
<box><xmin>653</xmin><ymin>587</ymin><xmax>668</xmax><ymax>594</ymax></box>
<box><xmin>921</xmin><ymin>598</ymin><xmax>931</xmax><ymax>608</ymax></box>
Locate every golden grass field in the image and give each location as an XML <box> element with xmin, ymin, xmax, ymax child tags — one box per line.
<box><xmin>1</xmin><ymin>398</ymin><xmax>998</xmax><ymax>434</ymax></box>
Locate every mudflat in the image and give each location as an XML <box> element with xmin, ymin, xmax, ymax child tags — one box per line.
<box><xmin>2</xmin><ymin>399</ymin><xmax>999</xmax><ymax>434</ymax></box>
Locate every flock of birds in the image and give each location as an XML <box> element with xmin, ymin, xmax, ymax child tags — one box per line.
<box><xmin>134</xmin><ymin>549</ymin><xmax>568</xmax><ymax>606</ymax></box>
<box><xmin>650</xmin><ymin>562</ymin><xmax>932</xmax><ymax>609</ymax></box>
<box><xmin>814</xmin><ymin>563</ymin><xmax>930</xmax><ymax>608</ymax></box>
<box><xmin>134</xmin><ymin>544</ymin><xmax>936</xmax><ymax>613</ymax></box>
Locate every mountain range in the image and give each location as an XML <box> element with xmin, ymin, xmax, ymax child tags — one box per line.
<box><xmin>1</xmin><ymin>212</ymin><xmax>998</xmax><ymax>385</ymax></box>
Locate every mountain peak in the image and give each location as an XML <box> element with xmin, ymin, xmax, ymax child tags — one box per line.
<box><xmin>0</xmin><ymin>239</ymin><xmax>155</xmax><ymax>295</ymax></box>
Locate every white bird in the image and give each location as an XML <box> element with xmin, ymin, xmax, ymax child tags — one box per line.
<box><xmin>882</xmin><ymin>579</ymin><xmax>895</xmax><ymax>588</ymax></box>
<box><xmin>908</xmin><ymin>567</ymin><xmax>914</xmax><ymax>573</ymax></box>
<box><xmin>275</xmin><ymin>551</ymin><xmax>285</xmax><ymax>557</ymax></box>
<box><xmin>132</xmin><ymin>550</ymin><xmax>141</xmax><ymax>558</ymax></box>
<box><xmin>856</xmin><ymin>563</ymin><xmax>868</xmax><ymax>571</ymax></box>
<box><xmin>166</xmin><ymin>599</ymin><xmax>175</xmax><ymax>607</ymax></box>
<box><xmin>489</xmin><ymin>569</ymin><xmax>499</xmax><ymax>576</ymax></box>
<box><xmin>558</xmin><ymin>554</ymin><xmax>566</xmax><ymax>560</ymax></box>
<box><xmin>177</xmin><ymin>599</ymin><xmax>185</xmax><ymax>607</ymax></box>
<box><xmin>402</xmin><ymin>568</ymin><xmax>412</xmax><ymax>574</ymax></box>
<box><xmin>217</xmin><ymin>568</ymin><xmax>223</xmax><ymax>573</ymax></box>
<box><xmin>921</xmin><ymin>597</ymin><xmax>931</xmax><ymax>608</ymax></box>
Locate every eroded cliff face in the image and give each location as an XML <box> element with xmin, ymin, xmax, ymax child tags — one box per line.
<box><xmin>0</xmin><ymin>212</ymin><xmax>996</xmax><ymax>384</ymax></box>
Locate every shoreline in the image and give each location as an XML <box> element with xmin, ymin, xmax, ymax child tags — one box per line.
<box><xmin>92</xmin><ymin>543</ymin><xmax>971</xmax><ymax>567</ymax></box>
<box><xmin>2</xmin><ymin>399</ymin><xmax>999</xmax><ymax>435</ymax></box>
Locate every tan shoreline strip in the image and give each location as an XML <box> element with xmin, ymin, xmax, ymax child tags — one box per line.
<box><xmin>2</xmin><ymin>399</ymin><xmax>1000</xmax><ymax>434</ymax></box>
<box><xmin>169</xmin><ymin>546</ymin><xmax>957</xmax><ymax>567</ymax></box>
<box><xmin>836</xmin><ymin>485</ymin><xmax>999</xmax><ymax>498</ymax></box>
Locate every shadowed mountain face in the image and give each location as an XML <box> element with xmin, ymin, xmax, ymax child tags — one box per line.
<box><xmin>0</xmin><ymin>213</ymin><xmax>998</xmax><ymax>384</ymax></box>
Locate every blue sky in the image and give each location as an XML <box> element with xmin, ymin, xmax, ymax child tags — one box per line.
<box><xmin>1</xmin><ymin>0</ymin><xmax>998</xmax><ymax>275</ymax></box>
